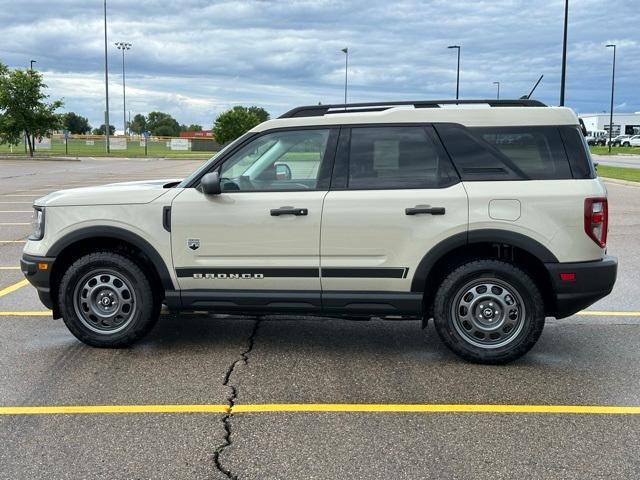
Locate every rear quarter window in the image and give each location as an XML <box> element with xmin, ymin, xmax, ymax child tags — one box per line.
<box><xmin>435</xmin><ymin>124</ymin><xmax>574</xmax><ymax>181</ymax></box>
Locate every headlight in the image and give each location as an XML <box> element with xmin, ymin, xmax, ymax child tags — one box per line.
<box><xmin>29</xmin><ymin>206</ymin><xmax>45</xmax><ymax>241</ymax></box>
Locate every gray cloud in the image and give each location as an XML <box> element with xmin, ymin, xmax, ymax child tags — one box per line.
<box><xmin>1</xmin><ymin>0</ymin><xmax>638</xmax><ymax>130</ymax></box>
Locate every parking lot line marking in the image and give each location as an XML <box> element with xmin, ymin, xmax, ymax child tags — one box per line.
<box><xmin>576</xmin><ymin>311</ymin><xmax>640</xmax><ymax>317</ymax></box>
<box><xmin>0</xmin><ymin>201</ymin><xmax>33</xmax><ymax>204</ymax></box>
<box><xmin>231</xmin><ymin>404</ymin><xmax>640</xmax><ymax>415</ymax></box>
<box><xmin>1</xmin><ymin>403</ymin><xmax>639</xmax><ymax>416</ymax></box>
<box><xmin>2</xmin><ymin>194</ymin><xmax>42</xmax><ymax>197</ymax></box>
<box><xmin>0</xmin><ymin>223</ymin><xmax>30</xmax><ymax>226</ymax></box>
<box><xmin>0</xmin><ymin>311</ymin><xmax>51</xmax><ymax>316</ymax></box>
<box><xmin>0</xmin><ymin>266</ymin><xmax>20</xmax><ymax>270</ymax></box>
<box><xmin>0</xmin><ymin>240</ymin><xmax>26</xmax><ymax>243</ymax></box>
<box><xmin>0</xmin><ymin>404</ymin><xmax>229</xmax><ymax>415</ymax></box>
<box><xmin>0</xmin><ymin>211</ymin><xmax>31</xmax><ymax>213</ymax></box>
<box><xmin>0</xmin><ymin>279</ymin><xmax>29</xmax><ymax>298</ymax></box>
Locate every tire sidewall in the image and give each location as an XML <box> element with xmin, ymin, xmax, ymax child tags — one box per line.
<box><xmin>434</xmin><ymin>261</ymin><xmax>544</xmax><ymax>363</ymax></box>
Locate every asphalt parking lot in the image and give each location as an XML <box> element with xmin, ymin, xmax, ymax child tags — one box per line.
<box><xmin>0</xmin><ymin>158</ymin><xmax>639</xmax><ymax>479</ymax></box>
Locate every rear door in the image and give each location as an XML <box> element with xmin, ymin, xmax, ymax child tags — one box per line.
<box><xmin>320</xmin><ymin>125</ymin><xmax>468</xmax><ymax>313</ymax></box>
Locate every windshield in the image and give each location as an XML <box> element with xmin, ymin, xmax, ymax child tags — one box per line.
<box><xmin>176</xmin><ymin>131</ymin><xmax>254</xmax><ymax>188</ymax></box>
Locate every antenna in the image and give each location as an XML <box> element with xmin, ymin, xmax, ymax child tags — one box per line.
<box><xmin>522</xmin><ymin>75</ymin><xmax>544</xmax><ymax>99</ymax></box>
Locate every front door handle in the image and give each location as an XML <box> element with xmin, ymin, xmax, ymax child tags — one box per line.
<box><xmin>405</xmin><ymin>205</ymin><xmax>446</xmax><ymax>215</ymax></box>
<box><xmin>270</xmin><ymin>206</ymin><xmax>308</xmax><ymax>216</ymax></box>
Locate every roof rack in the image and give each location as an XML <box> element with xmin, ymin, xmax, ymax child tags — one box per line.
<box><xmin>279</xmin><ymin>99</ymin><xmax>547</xmax><ymax>119</ymax></box>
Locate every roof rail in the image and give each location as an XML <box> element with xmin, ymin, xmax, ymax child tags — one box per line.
<box><xmin>279</xmin><ymin>99</ymin><xmax>547</xmax><ymax>119</ymax></box>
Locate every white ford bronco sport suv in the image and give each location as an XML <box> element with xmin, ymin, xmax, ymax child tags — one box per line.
<box><xmin>22</xmin><ymin>99</ymin><xmax>617</xmax><ymax>364</ymax></box>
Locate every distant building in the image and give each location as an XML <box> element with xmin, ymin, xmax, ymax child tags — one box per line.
<box><xmin>580</xmin><ymin>113</ymin><xmax>640</xmax><ymax>136</ymax></box>
<box><xmin>179</xmin><ymin>130</ymin><xmax>214</xmax><ymax>138</ymax></box>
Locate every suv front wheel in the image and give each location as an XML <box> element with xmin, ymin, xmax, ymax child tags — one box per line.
<box><xmin>58</xmin><ymin>251</ymin><xmax>160</xmax><ymax>347</ymax></box>
<box><xmin>433</xmin><ymin>259</ymin><xmax>545</xmax><ymax>364</ymax></box>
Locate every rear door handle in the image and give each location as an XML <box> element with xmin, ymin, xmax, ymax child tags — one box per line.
<box><xmin>405</xmin><ymin>206</ymin><xmax>446</xmax><ymax>216</ymax></box>
<box><xmin>270</xmin><ymin>206</ymin><xmax>308</xmax><ymax>216</ymax></box>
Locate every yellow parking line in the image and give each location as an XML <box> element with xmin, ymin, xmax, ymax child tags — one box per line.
<box><xmin>0</xmin><ymin>404</ymin><xmax>229</xmax><ymax>415</ymax></box>
<box><xmin>0</xmin><ymin>266</ymin><xmax>20</xmax><ymax>270</ymax></box>
<box><xmin>0</xmin><ymin>279</ymin><xmax>29</xmax><ymax>298</ymax></box>
<box><xmin>232</xmin><ymin>403</ymin><xmax>640</xmax><ymax>415</ymax></box>
<box><xmin>0</xmin><ymin>403</ymin><xmax>639</xmax><ymax>416</ymax></box>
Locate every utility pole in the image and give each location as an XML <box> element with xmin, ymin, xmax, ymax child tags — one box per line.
<box><xmin>115</xmin><ymin>42</ymin><xmax>132</xmax><ymax>135</ymax></box>
<box><xmin>29</xmin><ymin>60</ymin><xmax>37</xmax><ymax>71</ymax></box>
<box><xmin>560</xmin><ymin>0</ymin><xmax>569</xmax><ymax>106</ymax></box>
<box><xmin>448</xmin><ymin>45</ymin><xmax>461</xmax><ymax>100</ymax></box>
<box><xmin>606</xmin><ymin>44</ymin><xmax>616</xmax><ymax>153</ymax></box>
<box><xmin>493</xmin><ymin>81</ymin><xmax>500</xmax><ymax>100</ymax></box>
<box><xmin>341</xmin><ymin>47</ymin><xmax>348</xmax><ymax>107</ymax></box>
<box><xmin>103</xmin><ymin>0</ymin><xmax>111</xmax><ymax>153</ymax></box>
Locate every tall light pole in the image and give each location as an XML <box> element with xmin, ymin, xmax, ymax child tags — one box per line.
<box><xmin>606</xmin><ymin>44</ymin><xmax>616</xmax><ymax>153</ymax></box>
<box><xmin>115</xmin><ymin>42</ymin><xmax>132</xmax><ymax>135</ymax></box>
<box><xmin>29</xmin><ymin>60</ymin><xmax>37</xmax><ymax>71</ymax></box>
<box><xmin>448</xmin><ymin>45</ymin><xmax>461</xmax><ymax>100</ymax></box>
<box><xmin>341</xmin><ymin>47</ymin><xmax>348</xmax><ymax>106</ymax></box>
<box><xmin>493</xmin><ymin>81</ymin><xmax>500</xmax><ymax>100</ymax></box>
<box><xmin>560</xmin><ymin>0</ymin><xmax>569</xmax><ymax>106</ymax></box>
<box><xmin>103</xmin><ymin>0</ymin><xmax>110</xmax><ymax>153</ymax></box>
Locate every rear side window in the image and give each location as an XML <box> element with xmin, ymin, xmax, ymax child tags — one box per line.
<box><xmin>435</xmin><ymin>124</ymin><xmax>573</xmax><ymax>180</ymax></box>
<box><xmin>559</xmin><ymin>126</ymin><xmax>596</xmax><ymax>179</ymax></box>
<box><xmin>346</xmin><ymin>126</ymin><xmax>457</xmax><ymax>189</ymax></box>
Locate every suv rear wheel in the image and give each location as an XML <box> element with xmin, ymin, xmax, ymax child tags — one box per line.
<box><xmin>433</xmin><ymin>259</ymin><xmax>545</xmax><ymax>364</ymax></box>
<box><xmin>58</xmin><ymin>251</ymin><xmax>160</xmax><ymax>347</ymax></box>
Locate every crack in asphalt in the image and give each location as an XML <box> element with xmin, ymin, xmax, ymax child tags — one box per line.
<box><xmin>213</xmin><ymin>317</ymin><xmax>261</xmax><ymax>480</ymax></box>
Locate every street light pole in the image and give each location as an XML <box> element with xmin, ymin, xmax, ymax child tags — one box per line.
<box><xmin>341</xmin><ymin>47</ymin><xmax>348</xmax><ymax>107</ymax></box>
<box><xmin>115</xmin><ymin>42</ymin><xmax>132</xmax><ymax>136</ymax></box>
<box><xmin>103</xmin><ymin>0</ymin><xmax>110</xmax><ymax>153</ymax></box>
<box><xmin>606</xmin><ymin>44</ymin><xmax>616</xmax><ymax>154</ymax></box>
<box><xmin>29</xmin><ymin>60</ymin><xmax>36</xmax><ymax>71</ymax></box>
<box><xmin>448</xmin><ymin>45</ymin><xmax>461</xmax><ymax>100</ymax></box>
<box><xmin>560</xmin><ymin>0</ymin><xmax>569</xmax><ymax>106</ymax></box>
<box><xmin>493</xmin><ymin>82</ymin><xmax>500</xmax><ymax>100</ymax></box>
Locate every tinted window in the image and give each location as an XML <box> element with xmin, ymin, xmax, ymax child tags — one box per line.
<box><xmin>219</xmin><ymin>129</ymin><xmax>331</xmax><ymax>191</ymax></box>
<box><xmin>347</xmin><ymin>126</ymin><xmax>456</xmax><ymax>189</ymax></box>
<box><xmin>436</xmin><ymin>124</ymin><xmax>572</xmax><ymax>180</ymax></box>
<box><xmin>559</xmin><ymin>126</ymin><xmax>596</xmax><ymax>179</ymax></box>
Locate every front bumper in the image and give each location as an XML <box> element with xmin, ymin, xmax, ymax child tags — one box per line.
<box><xmin>21</xmin><ymin>253</ymin><xmax>57</xmax><ymax>314</ymax></box>
<box><xmin>545</xmin><ymin>255</ymin><xmax>618</xmax><ymax>319</ymax></box>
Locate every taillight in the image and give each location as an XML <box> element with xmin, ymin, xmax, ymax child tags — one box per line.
<box><xmin>584</xmin><ymin>198</ymin><xmax>608</xmax><ymax>248</ymax></box>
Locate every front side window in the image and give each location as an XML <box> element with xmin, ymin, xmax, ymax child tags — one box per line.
<box><xmin>218</xmin><ymin>129</ymin><xmax>331</xmax><ymax>191</ymax></box>
<box><xmin>347</xmin><ymin>126</ymin><xmax>455</xmax><ymax>189</ymax></box>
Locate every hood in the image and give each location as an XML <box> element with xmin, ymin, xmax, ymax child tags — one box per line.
<box><xmin>35</xmin><ymin>179</ymin><xmax>182</xmax><ymax>207</ymax></box>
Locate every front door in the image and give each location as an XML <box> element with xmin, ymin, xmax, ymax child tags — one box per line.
<box><xmin>171</xmin><ymin>127</ymin><xmax>338</xmax><ymax>309</ymax></box>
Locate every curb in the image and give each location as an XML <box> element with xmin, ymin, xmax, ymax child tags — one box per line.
<box><xmin>601</xmin><ymin>177</ymin><xmax>640</xmax><ymax>187</ymax></box>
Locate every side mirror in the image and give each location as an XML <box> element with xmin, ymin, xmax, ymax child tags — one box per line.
<box><xmin>275</xmin><ymin>163</ymin><xmax>292</xmax><ymax>181</ymax></box>
<box><xmin>201</xmin><ymin>171</ymin><xmax>221</xmax><ymax>195</ymax></box>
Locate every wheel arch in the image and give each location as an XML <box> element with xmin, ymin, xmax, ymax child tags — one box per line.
<box><xmin>412</xmin><ymin>229</ymin><xmax>558</xmax><ymax>322</ymax></box>
<box><xmin>47</xmin><ymin>227</ymin><xmax>174</xmax><ymax>317</ymax></box>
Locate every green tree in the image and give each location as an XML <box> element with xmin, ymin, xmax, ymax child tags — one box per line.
<box><xmin>0</xmin><ymin>63</ymin><xmax>63</xmax><ymax>156</ymax></box>
<box><xmin>186</xmin><ymin>123</ymin><xmax>203</xmax><ymax>132</ymax></box>
<box><xmin>212</xmin><ymin>106</ymin><xmax>270</xmax><ymax>144</ymax></box>
<box><xmin>146</xmin><ymin>111</ymin><xmax>180</xmax><ymax>137</ymax></box>
<box><xmin>62</xmin><ymin>112</ymin><xmax>91</xmax><ymax>134</ymax></box>
<box><xmin>129</xmin><ymin>113</ymin><xmax>147</xmax><ymax>135</ymax></box>
<box><xmin>93</xmin><ymin>124</ymin><xmax>115</xmax><ymax>135</ymax></box>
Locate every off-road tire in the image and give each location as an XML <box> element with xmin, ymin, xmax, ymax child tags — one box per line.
<box><xmin>58</xmin><ymin>251</ymin><xmax>160</xmax><ymax>347</ymax></box>
<box><xmin>433</xmin><ymin>259</ymin><xmax>545</xmax><ymax>364</ymax></box>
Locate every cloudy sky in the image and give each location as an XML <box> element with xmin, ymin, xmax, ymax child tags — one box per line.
<box><xmin>1</xmin><ymin>0</ymin><xmax>638</xmax><ymax>131</ymax></box>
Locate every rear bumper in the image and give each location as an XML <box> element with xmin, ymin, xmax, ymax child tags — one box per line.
<box><xmin>545</xmin><ymin>256</ymin><xmax>618</xmax><ymax>319</ymax></box>
<box><xmin>21</xmin><ymin>253</ymin><xmax>56</xmax><ymax>314</ymax></box>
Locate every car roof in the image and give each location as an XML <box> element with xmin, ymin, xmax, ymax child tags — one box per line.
<box><xmin>252</xmin><ymin>104</ymin><xmax>579</xmax><ymax>133</ymax></box>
